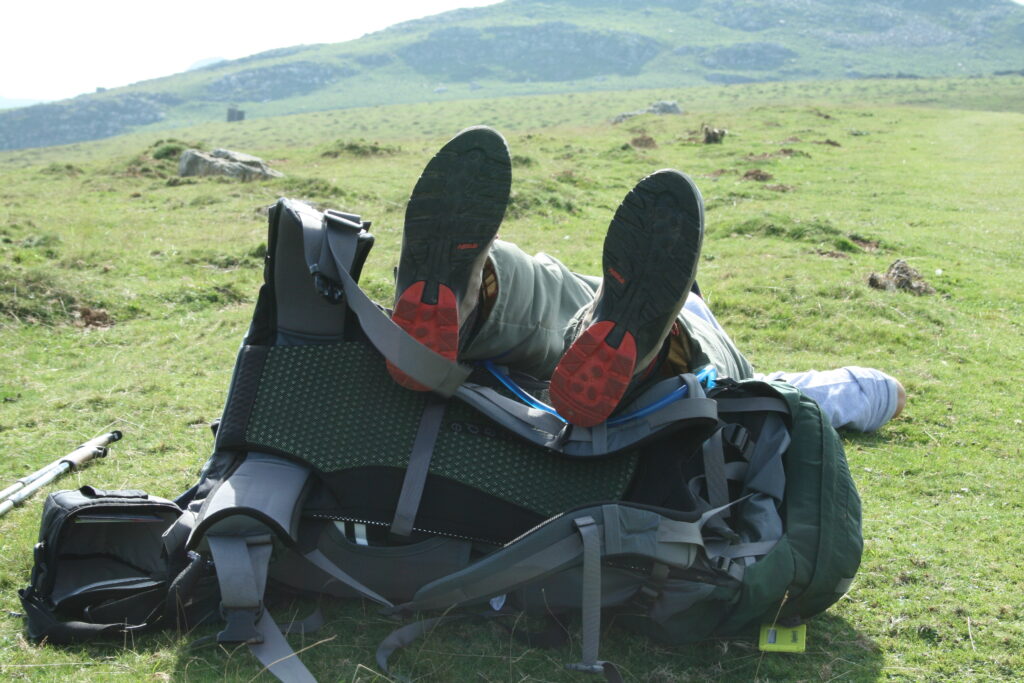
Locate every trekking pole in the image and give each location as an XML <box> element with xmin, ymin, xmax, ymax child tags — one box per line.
<box><xmin>0</xmin><ymin>431</ymin><xmax>122</xmax><ymax>518</ymax></box>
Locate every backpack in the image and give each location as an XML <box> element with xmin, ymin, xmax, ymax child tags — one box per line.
<box><xmin>20</xmin><ymin>198</ymin><xmax>863</xmax><ymax>681</ymax></box>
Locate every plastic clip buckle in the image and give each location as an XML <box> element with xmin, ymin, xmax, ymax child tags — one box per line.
<box><xmin>312</xmin><ymin>272</ymin><xmax>345</xmax><ymax>304</ymax></box>
<box><xmin>566</xmin><ymin>662</ymin><xmax>607</xmax><ymax>675</ymax></box>
<box><xmin>217</xmin><ymin>604</ymin><xmax>264</xmax><ymax>644</ymax></box>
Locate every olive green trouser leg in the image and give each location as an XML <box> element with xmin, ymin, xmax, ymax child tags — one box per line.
<box><xmin>461</xmin><ymin>240</ymin><xmax>755</xmax><ymax>382</ymax></box>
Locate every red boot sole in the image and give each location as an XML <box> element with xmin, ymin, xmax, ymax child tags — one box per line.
<box><xmin>387</xmin><ymin>281</ymin><xmax>459</xmax><ymax>391</ymax></box>
<box><xmin>549</xmin><ymin>321</ymin><xmax>637</xmax><ymax>427</ymax></box>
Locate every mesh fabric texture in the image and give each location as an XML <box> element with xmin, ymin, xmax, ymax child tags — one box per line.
<box><xmin>243</xmin><ymin>342</ymin><xmax>637</xmax><ymax>517</ymax></box>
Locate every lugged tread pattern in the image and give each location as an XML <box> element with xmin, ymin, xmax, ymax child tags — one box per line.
<box><xmin>549</xmin><ymin>322</ymin><xmax>636</xmax><ymax>427</ymax></box>
<box><xmin>389</xmin><ymin>126</ymin><xmax>511</xmax><ymax>389</ymax></box>
<box><xmin>551</xmin><ymin>170</ymin><xmax>704</xmax><ymax>427</ymax></box>
<box><xmin>387</xmin><ymin>283</ymin><xmax>459</xmax><ymax>391</ymax></box>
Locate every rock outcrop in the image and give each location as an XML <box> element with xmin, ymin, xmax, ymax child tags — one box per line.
<box><xmin>205</xmin><ymin>61</ymin><xmax>350</xmax><ymax>101</ymax></box>
<box><xmin>612</xmin><ymin>100</ymin><xmax>683</xmax><ymax>124</ymax></box>
<box><xmin>398</xmin><ymin>22</ymin><xmax>661</xmax><ymax>82</ymax></box>
<box><xmin>0</xmin><ymin>93</ymin><xmax>180</xmax><ymax>151</ymax></box>
<box><xmin>178</xmin><ymin>148</ymin><xmax>283</xmax><ymax>181</ymax></box>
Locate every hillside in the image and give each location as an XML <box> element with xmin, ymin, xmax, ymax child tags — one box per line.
<box><xmin>1</xmin><ymin>0</ymin><xmax>1023</xmax><ymax>150</ymax></box>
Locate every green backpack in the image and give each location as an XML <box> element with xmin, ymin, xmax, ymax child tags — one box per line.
<box><xmin>20</xmin><ymin>199</ymin><xmax>863</xmax><ymax>682</ymax></box>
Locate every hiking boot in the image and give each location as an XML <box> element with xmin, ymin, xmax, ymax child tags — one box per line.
<box><xmin>549</xmin><ymin>169</ymin><xmax>704</xmax><ymax>426</ymax></box>
<box><xmin>388</xmin><ymin>126</ymin><xmax>512</xmax><ymax>390</ymax></box>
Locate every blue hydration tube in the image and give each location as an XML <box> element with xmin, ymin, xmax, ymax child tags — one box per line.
<box><xmin>481</xmin><ymin>361</ymin><xmax>717</xmax><ymax>427</ymax></box>
<box><xmin>606</xmin><ymin>365</ymin><xmax>717</xmax><ymax>426</ymax></box>
<box><xmin>482</xmin><ymin>360</ymin><xmax>567</xmax><ymax>423</ymax></box>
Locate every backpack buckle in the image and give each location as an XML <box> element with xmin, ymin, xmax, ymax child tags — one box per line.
<box><xmin>217</xmin><ymin>603</ymin><xmax>264</xmax><ymax>644</ymax></box>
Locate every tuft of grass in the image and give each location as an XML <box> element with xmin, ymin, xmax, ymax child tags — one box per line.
<box><xmin>723</xmin><ymin>214</ymin><xmax>871</xmax><ymax>253</ymax></box>
<box><xmin>320</xmin><ymin>139</ymin><xmax>401</xmax><ymax>158</ymax></box>
<box><xmin>0</xmin><ymin>265</ymin><xmax>84</xmax><ymax>324</ymax></box>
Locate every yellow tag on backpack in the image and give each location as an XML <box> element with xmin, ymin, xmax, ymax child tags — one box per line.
<box><xmin>758</xmin><ymin>623</ymin><xmax>807</xmax><ymax>653</ymax></box>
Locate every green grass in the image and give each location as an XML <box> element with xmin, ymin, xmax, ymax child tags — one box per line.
<box><xmin>1</xmin><ymin>75</ymin><xmax>1023</xmax><ymax>680</ymax></box>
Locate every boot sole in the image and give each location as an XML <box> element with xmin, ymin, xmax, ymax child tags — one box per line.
<box><xmin>389</xmin><ymin>127</ymin><xmax>511</xmax><ymax>390</ymax></box>
<box><xmin>550</xmin><ymin>170</ymin><xmax>704</xmax><ymax>426</ymax></box>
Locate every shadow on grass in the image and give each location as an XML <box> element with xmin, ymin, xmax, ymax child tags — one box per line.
<box><xmin>162</xmin><ymin>596</ymin><xmax>882</xmax><ymax>681</ymax></box>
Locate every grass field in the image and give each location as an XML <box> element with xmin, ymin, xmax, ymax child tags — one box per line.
<box><xmin>1</xmin><ymin>76</ymin><xmax>1022</xmax><ymax>681</ymax></box>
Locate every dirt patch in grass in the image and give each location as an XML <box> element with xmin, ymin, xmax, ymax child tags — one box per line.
<box><xmin>852</xmin><ymin>236</ymin><xmax>880</xmax><ymax>252</ymax></box>
<box><xmin>72</xmin><ymin>306</ymin><xmax>114</xmax><ymax>328</ymax></box>
<box><xmin>765</xmin><ymin>184</ymin><xmax>795</xmax><ymax>192</ymax></box>
<box><xmin>745</xmin><ymin>148</ymin><xmax>810</xmax><ymax>161</ymax></box>
<box><xmin>630</xmin><ymin>135</ymin><xmax>657</xmax><ymax>149</ymax></box>
<box><xmin>742</xmin><ymin>169</ymin><xmax>774</xmax><ymax>182</ymax></box>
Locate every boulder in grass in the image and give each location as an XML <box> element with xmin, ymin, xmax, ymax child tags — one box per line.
<box><xmin>178</xmin><ymin>148</ymin><xmax>283</xmax><ymax>181</ymax></box>
<box><xmin>613</xmin><ymin>100</ymin><xmax>684</xmax><ymax>124</ymax></box>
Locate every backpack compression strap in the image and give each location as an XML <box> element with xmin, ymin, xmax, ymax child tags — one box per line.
<box><xmin>377</xmin><ymin>503</ymin><xmax>722</xmax><ymax>680</ymax></box>
<box><xmin>190</xmin><ymin>452</ymin><xmax>395</xmax><ymax>683</ymax></box>
<box><xmin>315</xmin><ymin>211</ymin><xmax>472</xmax><ymax>397</ymax></box>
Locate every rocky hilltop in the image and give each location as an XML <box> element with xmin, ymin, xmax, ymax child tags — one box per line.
<box><xmin>2</xmin><ymin>0</ymin><xmax>1022</xmax><ymax>150</ymax></box>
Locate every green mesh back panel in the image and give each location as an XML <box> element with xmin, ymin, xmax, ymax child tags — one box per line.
<box><xmin>244</xmin><ymin>343</ymin><xmax>637</xmax><ymax>517</ymax></box>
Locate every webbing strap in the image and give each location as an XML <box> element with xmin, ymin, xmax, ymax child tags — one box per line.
<box><xmin>715</xmin><ymin>396</ymin><xmax>789</xmax><ymax>415</ymax></box>
<box><xmin>329</xmin><ymin>248</ymin><xmax>471</xmax><ymax>397</ymax></box>
<box><xmin>208</xmin><ymin>536</ymin><xmax>266</xmax><ymax>611</ymax></box>
<box><xmin>571</xmin><ymin>516</ymin><xmax>602</xmax><ymax>672</ymax></box>
<box><xmin>376</xmin><ymin>615</ymin><xmax>465</xmax><ymax>680</ymax></box>
<box><xmin>250</xmin><ymin>609</ymin><xmax>318</xmax><ymax>683</ymax></box>
<box><xmin>208</xmin><ymin>536</ymin><xmax>318</xmax><ymax>682</ymax></box>
<box><xmin>455</xmin><ymin>378</ymin><xmax>718</xmax><ymax>457</ymax></box>
<box><xmin>281</xmin><ymin>607</ymin><xmax>325</xmax><ymax>636</ymax></box>
<box><xmin>303</xmin><ymin>548</ymin><xmax>394</xmax><ymax>608</ymax></box>
<box><xmin>319</xmin><ymin>211</ymin><xmax>361</xmax><ymax>280</ymax></box>
<box><xmin>702</xmin><ymin>429</ymin><xmax>730</xmax><ymax>519</ymax></box>
<box><xmin>390</xmin><ymin>397</ymin><xmax>447</xmax><ymax>537</ymax></box>
<box><xmin>709</xmin><ymin>539</ymin><xmax>779</xmax><ymax>560</ymax></box>
<box><xmin>567</xmin><ymin>517</ymin><xmax>623</xmax><ymax>681</ymax></box>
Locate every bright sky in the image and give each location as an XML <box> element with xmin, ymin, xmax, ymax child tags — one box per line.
<box><xmin>4</xmin><ymin>0</ymin><xmax>1024</xmax><ymax>102</ymax></box>
<box><xmin>0</xmin><ymin>0</ymin><xmax>502</xmax><ymax>102</ymax></box>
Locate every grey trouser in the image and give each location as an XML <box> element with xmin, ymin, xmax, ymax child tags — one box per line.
<box><xmin>461</xmin><ymin>240</ymin><xmax>755</xmax><ymax>381</ymax></box>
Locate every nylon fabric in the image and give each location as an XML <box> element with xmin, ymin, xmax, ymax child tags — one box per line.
<box><xmin>242</xmin><ymin>343</ymin><xmax>638</xmax><ymax>518</ymax></box>
<box><xmin>249</xmin><ymin>609</ymin><xmax>317</xmax><ymax>683</ymax></box>
<box><xmin>206</xmin><ymin>536</ymin><xmax>264</xmax><ymax>610</ymax></box>
<box><xmin>333</xmin><ymin>249</ymin><xmax>471</xmax><ymax>396</ymax></box>
<box><xmin>390</xmin><ymin>398</ymin><xmax>447</xmax><ymax>537</ymax></box>
<box><xmin>573</xmin><ymin>516</ymin><xmax>601</xmax><ymax>668</ymax></box>
<box><xmin>303</xmin><ymin>548</ymin><xmax>393</xmax><ymax>608</ymax></box>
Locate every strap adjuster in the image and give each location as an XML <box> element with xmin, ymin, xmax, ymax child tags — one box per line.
<box><xmin>323</xmin><ymin>209</ymin><xmax>363</xmax><ymax>232</ymax></box>
<box><xmin>217</xmin><ymin>603</ymin><xmax>264</xmax><ymax>644</ymax></box>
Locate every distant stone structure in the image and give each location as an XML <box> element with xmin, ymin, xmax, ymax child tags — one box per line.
<box><xmin>178</xmin><ymin>148</ymin><xmax>282</xmax><ymax>181</ymax></box>
<box><xmin>227</xmin><ymin>107</ymin><xmax>246</xmax><ymax>122</ymax></box>
<box><xmin>612</xmin><ymin>100</ymin><xmax>683</xmax><ymax>124</ymax></box>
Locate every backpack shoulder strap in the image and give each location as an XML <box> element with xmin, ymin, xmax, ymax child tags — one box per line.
<box><xmin>189</xmin><ymin>451</ymin><xmax>394</xmax><ymax>682</ymax></box>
